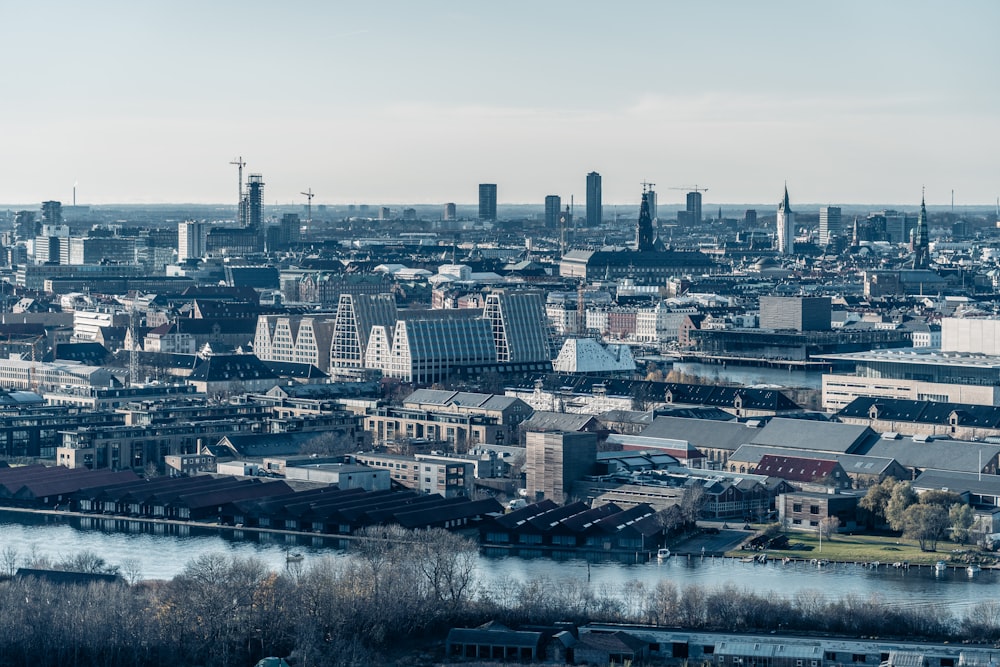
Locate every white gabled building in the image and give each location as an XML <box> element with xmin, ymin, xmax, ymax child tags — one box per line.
<box><xmin>552</xmin><ymin>338</ymin><xmax>636</xmax><ymax>374</ymax></box>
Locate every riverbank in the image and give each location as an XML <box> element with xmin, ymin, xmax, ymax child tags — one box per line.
<box><xmin>726</xmin><ymin>531</ymin><xmax>999</xmax><ymax>568</ymax></box>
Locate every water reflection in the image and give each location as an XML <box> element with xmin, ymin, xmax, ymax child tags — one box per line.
<box><xmin>1</xmin><ymin>511</ymin><xmax>994</xmax><ymax>615</ymax></box>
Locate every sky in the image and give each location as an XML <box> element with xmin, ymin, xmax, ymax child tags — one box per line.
<box><xmin>1</xmin><ymin>0</ymin><xmax>998</xmax><ymax>208</ymax></box>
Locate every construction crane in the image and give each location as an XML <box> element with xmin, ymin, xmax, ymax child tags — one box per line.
<box><xmin>300</xmin><ymin>188</ymin><xmax>315</xmax><ymax>236</ymax></box>
<box><xmin>229</xmin><ymin>156</ymin><xmax>246</xmax><ymax>219</ymax></box>
<box><xmin>669</xmin><ymin>185</ymin><xmax>709</xmax><ymax>194</ymax></box>
<box><xmin>641</xmin><ymin>181</ymin><xmax>656</xmax><ymax>193</ymax></box>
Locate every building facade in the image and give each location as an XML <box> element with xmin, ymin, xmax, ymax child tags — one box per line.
<box><xmin>479</xmin><ymin>184</ymin><xmax>497</xmax><ymax>221</ymax></box>
<box><xmin>586</xmin><ymin>172</ymin><xmax>602</xmax><ymax>227</ymax></box>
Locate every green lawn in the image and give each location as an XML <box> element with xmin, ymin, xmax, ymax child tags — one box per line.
<box><xmin>727</xmin><ymin>532</ymin><xmax>977</xmax><ymax>566</ymax></box>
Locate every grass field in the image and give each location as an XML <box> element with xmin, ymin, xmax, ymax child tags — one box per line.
<box><xmin>726</xmin><ymin>532</ymin><xmax>983</xmax><ymax>566</ymax></box>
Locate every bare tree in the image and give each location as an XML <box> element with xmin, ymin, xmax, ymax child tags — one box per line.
<box><xmin>818</xmin><ymin>516</ymin><xmax>841</xmax><ymax>540</ymax></box>
<box><xmin>0</xmin><ymin>545</ymin><xmax>18</xmax><ymax>577</ymax></box>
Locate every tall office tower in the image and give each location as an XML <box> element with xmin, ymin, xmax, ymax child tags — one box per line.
<box><xmin>379</xmin><ymin>207</ymin><xmax>391</xmax><ymax>221</ymax></box>
<box><xmin>443</xmin><ymin>202</ymin><xmax>457</xmax><ymax>221</ymax></box>
<box><xmin>544</xmin><ymin>195</ymin><xmax>561</xmax><ymax>230</ymax></box>
<box><xmin>479</xmin><ymin>184</ymin><xmax>497</xmax><ymax>221</ymax></box>
<box><xmin>685</xmin><ymin>191</ymin><xmax>702</xmax><ymax>226</ymax></box>
<box><xmin>819</xmin><ymin>206</ymin><xmax>842</xmax><ymax>247</ymax></box>
<box><xmin>14</xmin><ymin>211</ymin><xmax>37</xmax><ymax>240</ymax></box>
<box><xmin>177</xmin><ymin>220</ymin><xmax>206</xmax><ymax>261</ymax></box>
<box><xmin>911</xmin><ymin>192</ymin><xmax>929</xmax><ymax>270</ymax></box>
<box><xmin>245</xmin><ymin>174</ymin><xmax>264</xmax><ymax>228</ymax></box>
<box><xmin>586</xmin><ymin>172</ymin><xmax>602</xmax><ymax>227</ymax></box>
<box><xmin>646</xmin><ymin>189</ymin><xmax>658</xmax><ymax>221</ymax></box>
<box><xmin>483</xmin><ymin>290</ymin><xmax>551</xmax><ymax>363</ymax></box>
<box><xmin>41</xmin><ymin>201</ymin><xmax>62</xmax><ymax>227</ymax></box>
<box><xmin>776</xmin><ymin>185</ymin><xmax>795</xmax><ymax>254</ymax></box>
<box><xmin>636</xmin><ymin>191</ymin><xmax>654</xmax><ymax>251</ymax></box>
<box><xmin>525</xmin><ymin>430</ymin><xmax>598</xmax><ymax>503</ymax></box>
<box><xmin>744</xmin><ymin>209</ymin><xmax>757</xmax><ymax>226</ymax></box>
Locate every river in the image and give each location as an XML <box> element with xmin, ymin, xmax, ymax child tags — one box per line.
<box><xmin>1</xmin><ymin>511</ymin><xmax>994</xmax><ymax>616</ymax></box>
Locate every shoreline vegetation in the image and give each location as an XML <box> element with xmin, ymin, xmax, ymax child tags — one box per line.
<box><xmin>4</xmin><ymin>525</ymin><xmax>1000</xmax><ymax>667</ymax></box>
<box><xmin>724</xmin><ymin>529</ymin><xmax>1000</xmax><ymax>568</ymax></box>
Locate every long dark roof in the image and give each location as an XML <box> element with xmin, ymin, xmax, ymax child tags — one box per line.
<box><xmin>506</xmin><ymin>373</ymin><xmax>800</xmax><ymax>412</ymax></box>
<box><xmin>839</xmin><ymin>396</ymin><xmax>1000</xmax><ymax>429</ymax></box>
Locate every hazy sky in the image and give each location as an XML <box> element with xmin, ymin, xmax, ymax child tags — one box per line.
<box><xmin>2</xmin><ymin>1</ymin><xmax>997</xmax><ymax>208</ymax></box>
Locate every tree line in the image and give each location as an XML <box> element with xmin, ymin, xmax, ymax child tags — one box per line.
<box><xmin>859</xmin><ymin>478</ymin><xmax>976</xmax><ymax>550</ymax></box>
<box><xmin>2</xmin><ymin>525</ymin><xmax>1000</xmax><ymax>667</ymax></box>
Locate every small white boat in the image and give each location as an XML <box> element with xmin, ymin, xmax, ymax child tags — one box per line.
<box><xmin>967</xmin><ymin>564</ymin><xmax>981</xmax><ymax>576</ymax></box>
<box><xmin>286</xmin><ymin>552</ymin><xmax>304</xmax><ymax>563</ymax></box>
<box><xmin>657</xmin><ymin>548</ymin><xmax>671</xmax><ymax>560</ymax></box>
<box><xmin>934</xmin><ymin>560</ymin><xmax>947</xmax><ymax>573</ymax></box>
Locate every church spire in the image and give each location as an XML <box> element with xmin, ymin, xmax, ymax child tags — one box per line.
<box><xmin>636</xmin><ymin>191</ymin><xmax>654</xmax><ymax>252</ymax></box>
<box><xmin>912</xmin><ymin>187</ymin><xmax>929</xmax><ymax>269</ymax></box>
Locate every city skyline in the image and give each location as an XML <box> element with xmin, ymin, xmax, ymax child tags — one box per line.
<box><xmin>3</xmin><ymin>1</ymin><xmax>998</xmax><ymax>207</ymax></box>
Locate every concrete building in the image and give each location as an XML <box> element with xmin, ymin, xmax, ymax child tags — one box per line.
<box><xmin>329</xmin><ymin>292</ymin><xmax>398</xmax><ymax>376</ymax></box>
<box><xmin>479</xmin><ymin>184</ymin><xmax>497</xmax><ymax>221</ymax></box>
<box><xmin>443</xmin><ymin>202</ymin><xmax>456</xmax><ymax>220</ymax></box>
<box><xmin>759</xmin><ymin>296</ymin><xmax>832</xmax><ymax>331</ymax></box>
<box><xmin>586</xmin><ymin>172</ymin><xmax>602</xmax><ymax>227</ymax></box>
<box><xmin>544</xmin><ymin>195</ymin><xmax>561</xmax><ymax>230</ymax></box>
<box><xmin>525</xmin><ymin>430</ymin><xmax>598</xmax><ymax>503</ymax></box>
<box><xmin>283</xmin><ymin>462</ymin><xmax>390</xmax><ymax>491</ymax></box>
<box><xmin>818</xmin><ymin>206</ymin><xmax>842</xmax><ymax>247</ymax></box>
<box><xmin>685</xmin><ymin>191</ymin><xmax>702</xmax><ymax>226</ymax></box>
<box><xmin>350</xmin><ymin>451</ymin><xmax>473</xmax><ymax>497</ymax></box>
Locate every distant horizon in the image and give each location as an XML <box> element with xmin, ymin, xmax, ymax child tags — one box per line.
<box><xmin>3</xmin><ymin>200</ymin><xmax>997</xmax><ymax>212</ymax></box>
<box><xmin>3</xmin><ymin>2</ymin><xmax>997</xmax><ymax>207</ymax></box>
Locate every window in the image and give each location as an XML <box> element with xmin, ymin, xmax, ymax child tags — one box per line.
<box><xmin>809</xmin><ymin>505</ymin><xmax>820</xmax><ymax>514</ymax></box>
<box><xmin>792</xmin><ymin>503</ymin><xmax>802</xmax><ymax>513</ymax></box>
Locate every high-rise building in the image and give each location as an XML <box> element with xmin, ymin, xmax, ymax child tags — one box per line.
<box><xmin>646</xmin><ymin>189</ymin><xmax>658</xmax><ymax>221</ymax></box>
<box><xmin>178</xmin><ymin>221</ymin><xmax>206</xmax><ymax>262</ymax></box>
<box><xmin>776</xmin><ymin>185</ymin><xmax>795</xmax><ymax>254</ymax></box>
<box><xmin>478</xmin><ymin>184</ymin><xmax>497</xmax><ymax>221</ymax></box>
<box><xmin>819</xmin><ymin>206</ymin><xmax>842</xmax><ymax>247</ymax></box>
<box><xmin>14</xmin><ymin>211</ymin><xmax>37</xmax><ymax>241</ymax></box>
<box><xmin>544</xmin><ymin>195</ymin><xmax>561</xmax><ymax>230</ymax></box>
<box><xmin>443</xmin><ymin>202</ymin><xmax>457</xmax><ymax>221</ymax></box>
<box><xmin>41</xmin><ymin>201</ymin><xmax>62</xmax><ymax>228</ymax></box>
<box><xmin>685</xmin><ymin>191</ymin><xmax>702</xmax><ymax>226</ymax></box>
<box><xmin>586</xmin><ymin>172</ymin><xmax>602</xmax><ymax>227</ymax></box>
<box><xmin>744</xmin><ymin>209</ymin><xmax>757</xmax><ymax>226</ymax></box>
<box><xmin>245</xmin><ymin>174</ymin><xmax>264</xmax><ymax>228</ymax></box>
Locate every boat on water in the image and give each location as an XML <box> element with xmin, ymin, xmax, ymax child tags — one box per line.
<box><xmin>934</xmin><ymin>560</ymin><xmax>948</xmax><ymax>573</ymax></box>
<box><xmin>657</xmin><ymin>548</ymin><xmax>671</xmax><ymax>560</ymax></box>
<box><xmin>967</xmin><ymin>564</ymin><xmax>981</xmax><ymax>576</ymax></box>
<box><xmin>286</xmin><ymin>552</ymin><xmax>304</xmax><ymax>563</ymax></box>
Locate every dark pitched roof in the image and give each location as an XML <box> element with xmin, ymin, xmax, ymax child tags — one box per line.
<box><xmin>839</xmin><ymin>396</ymin><xmax>1000</xmax><ymax>429</ymax></box>
<box><xmin>754</xmin><ymin>455</ymin><xmax>840</xmax><ymax>482</ymax></box>
<box><xmin>188</xmin><ymin>355</ymin><xmax>279</xmax><ymax>382</ymax></box>
<box><xmin>261</xmin><ymin>361</ymin><xmax>329</xmax><ymax>379</ymax></box>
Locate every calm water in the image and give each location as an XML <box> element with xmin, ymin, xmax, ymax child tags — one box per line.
<box><xmin>672</xmin><ymin>362</ymin><xmax>823</xmax><ymax>390</ymax></box>
<box><xmin>1</xmin><ymin>511</ymin><xmax>994</xmax><ymax>616</ymax></box>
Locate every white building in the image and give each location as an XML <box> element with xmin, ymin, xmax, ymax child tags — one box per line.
<box><xmin>552</xmin><ymin>338</ymin><xmax>635</xmax><ymax>374</ymax></box>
